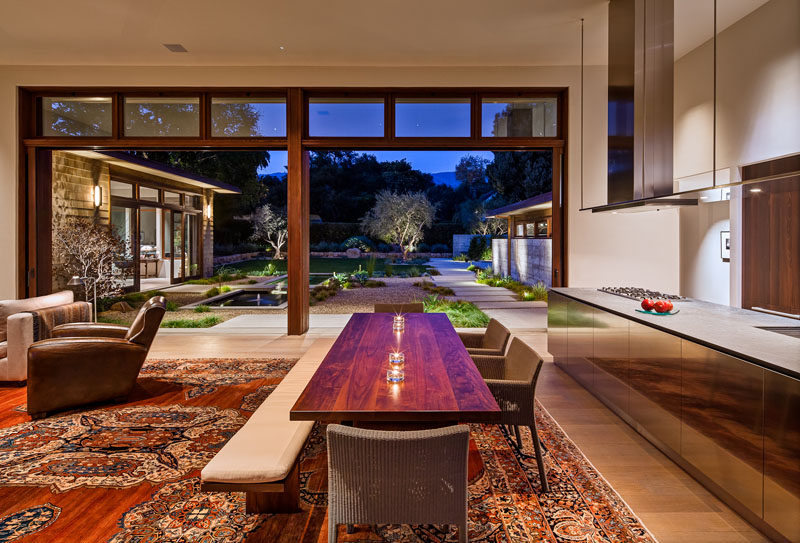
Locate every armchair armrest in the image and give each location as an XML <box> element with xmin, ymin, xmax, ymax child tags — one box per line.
<box><xmin>468</xmin><ymin>346</ymin><xmax>505</xmax><ymax>356</ymax></box>
<box><xmin>3</xmin><ymin>313</ymin><xmax>34</xmax><ymax>381</ymax></box>
<box><xmin>484</xmin><ymin>379</ymin><xmax>534</xmax><ymax>424</ymax></box>
<box><xmin>52</xmin><ymin>322</ymin><xmax>129</xmax><ymax>339</ymax></box>
<box><xmin>470</xmin><ymin>354</ymin><xmax>505</xmax><ymax>380</ymax></box>
<box><xmin>457</xmin><ymin>331</ymin><xmax>484</xmax><ymax>349</ymax></box>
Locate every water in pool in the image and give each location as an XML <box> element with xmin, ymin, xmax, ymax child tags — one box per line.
<box><xmin>217</xmin><ymin>290</ymin><xmax>287</xmax><ymax>307</ymax></box>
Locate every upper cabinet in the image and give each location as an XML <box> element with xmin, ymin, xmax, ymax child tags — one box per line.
<box><xmin>715</xmin><ymin>0</ymin><xmax>800</xmax><ymax>185</ymax></box>
<box><xmin>672</xmin><ymin>0</ymin><xmax>715</xmax><ymax>193</ymax></box>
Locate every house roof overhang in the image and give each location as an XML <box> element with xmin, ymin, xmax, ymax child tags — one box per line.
<box><xmin>64</xmin><ymin>150</ymin><xmax>241</xmax><ymax>194</ymax></box>
<box><xmin>485</xmin><ymin>191</ymin><xmax>553</xmax><ymax>218</ymax></box>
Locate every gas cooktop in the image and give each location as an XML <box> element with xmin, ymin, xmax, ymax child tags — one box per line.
<box><xmin>598</xmin><ymin>287</ymin><xmax>687</xmax><ymax>301</ymax></box>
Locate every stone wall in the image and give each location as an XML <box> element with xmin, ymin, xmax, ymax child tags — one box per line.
<box><xmin>492</xmin><ymin>238</ymin><xmax>552</xmax><ymax>287</ymax></box>
<box><xmin>202</xmin><ymin>191</ymin><xmax>214</xmax><ymax>277</ymax></box>
<box><xmin>52</xmin><ymin>151</ymin><xmax>110</xmax><ymax>225</ymax></box>
<box><xmin>452</xmin><ymin>234</ymin><xmax>489</xmax><ymax>258</ymax></box>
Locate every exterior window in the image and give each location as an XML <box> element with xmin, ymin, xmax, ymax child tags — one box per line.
<box><xmin>140</xmin><ymin>186</ymin><xmax>159</xmax><ymax>202</ymax></box>
<box><xmin>123</xmin><ymin>97</ymin><xmax>200</xmax><ymax>137</ymax></box>
<box><xmin>516</xmin><ymin>224</ymin><xmax>524</xmax><ymax>237</ymax></box>
<box><xmin>163</xmin><ymin>191</ymin><xmax>181</xmax><ymax>206</ymax></box>
<box><xmin>187</xmin><ymin>195</ymin><xmax>203</xmax><ymax>210</ymax></box>
<box><xmin>110</xmin><ymin>180</ymin><xmax>134</xmax><ymax>198</ymax></box>
<box><xmin>537</xmin><ymin>220</ymin><xmax>549</xmax><ymax>237</ymax></box>
<box><xmin>482</xmin><ymin>98</ymin><xmax>558</xmax><ymax>137</ymax></box>
<box><xmin>211</xmin><ymin>97</ymin><xmax>286</xmax><ymax>137</ymax></box>
<box><xmin>308</xmin><ymin>98</ymin><xmax>384</xmax><ymax>137</ymax></box>
<box><xmin>395</xmin><ymin>99</ymin><xmax>470</xmax><ymax>137</ymax></box>
<box><xmin>41</xmin><ymin>97</ymin><xmax>112</xmax><ymax>137</ymax></box>
<box><xmin>525</xmin><ymin>223</ymin><xmax>536</xmax><ymax>237</ymax></box>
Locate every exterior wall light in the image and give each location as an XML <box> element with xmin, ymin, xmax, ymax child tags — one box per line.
<box><xmin>93</xmin><ymin>185</ymin><xmax>102</xmax><ymax>208</ymax></box>
<box><xmin>205</xmin><ymin>203</ymin><xmax>212</xmax><ymax>219</ymax></box>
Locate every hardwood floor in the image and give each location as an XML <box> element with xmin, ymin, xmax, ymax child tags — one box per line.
<box><xmin>151</xmin><ymin>329</ymin><xmax>772</xmax><ymax>543</ymax></box>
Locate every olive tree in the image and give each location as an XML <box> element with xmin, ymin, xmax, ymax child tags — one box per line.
<box><xmin>250</xmin><ymin>203</ymin><xmax>288</xmax><ymax>259</ymax></box>
<box><xmin>361</xmin><ymin>191</ymin><xmax>436</xmax><ymax>259</ymax></box>
<box><xmin>52</xmin><ymin>217</ymin><xmax>131</xmax><ymax>301</ymax></box>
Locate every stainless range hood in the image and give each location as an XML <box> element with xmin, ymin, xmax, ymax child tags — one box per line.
<box><xmin>593</xmin><ymin>0</ymin><xmax>698</xmax><ymax>213</ymax></box>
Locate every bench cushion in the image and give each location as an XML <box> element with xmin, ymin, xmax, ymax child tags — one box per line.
<box><xmin>200</xmin><ymin>338</ymin><xmax>334</xmax><ymax>484</ymax></box>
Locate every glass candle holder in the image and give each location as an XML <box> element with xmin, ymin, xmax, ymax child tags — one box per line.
<box><xmin>393</xmin><ymin>315</ymin><xmax>405</xmax><ymax>332</ymax></box>
<box><xmin>389</xmin><ymin>351</ymin><xmax>405</xmax><ymax>368</ymax></box>
<box><xmin>386</xmin><ymin>367</ymin><xmax>405</xmax><ymax>383</ymax></box>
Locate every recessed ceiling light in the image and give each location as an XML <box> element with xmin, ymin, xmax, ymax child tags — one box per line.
<box><xmin>279</xmin><ymin>45</ymin><xmax>286</xmax><ymax>52</ymax></box>
<box><xmin>163</xmin><ymin>43</ymin><xmax>188</xmax><ymax>53</ymax></box>
<box><xmin>750</xmin><ymin>188</ymin><xmax>763</xmax><ymax>193</ymax></box>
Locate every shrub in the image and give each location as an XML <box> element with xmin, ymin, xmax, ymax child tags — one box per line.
<box><xmin>364</xmin><ymin>280</ymin><xmax>386</xmax><ymax>288</ymax></box>
<box><xmin>377</xmin><ymin>243</ymin><xmax>393</xmax><ymax>253</ymax></box>
<box><xmin>415</xmin><ymin>242</ymin><xmax>430</xmax><ymax>253</ymax></box>
<box><xmin>523</xmin><ymin>281</ymin><xmax>549</xmax><ymax>301</ymax></box>
<box><xmin>341</xmin><ymin>281</ymin><xmax>353</xmax><ymax>289</ymax></box>
<box><xmin>466</xmin><ymin>264</ymin><xmax>479</xmax><ymax>273</ymax></box>
<box><xmin>194</xmin><ymin>305</ymin><xmax>211</xmax><ymax>313</ymax></box>
<box><xmin>247</xmin><ymin>279</ymin><xmax>258</xmax><ymax>285</ymax></box>
<box><xmin>161</xmin><ymin>316</ymin><xmax>222</xmax><ymax>328</ymax></box>
<box><xmin>480</xmin><ymin>245</ymin><xmax>492</xmax><ymax>261</ymax></box>
<box><xmin>366</xmin><ymin>256</ymin><xmax>377</xmax><ymax>277</ymax></box>
<box><xmin>466</xmin><ymin>236</ymin><xmax>488</xmax><ymax>261</ymax></box>
<box><xmin>220</xmin><ymin>285</ymin><xmax>232</xmax><ymax>293</ymax></box>
<box><xmin>452</xmin><ymin>253</ymin><xmax>469</xmax><ymax>262</ymax></box>
<box><xmin>205</xmin><ymin>287</ymin><xmax>220</xmax><ymax>298</ymax></box>
<box><xmin>384</xmin><ymin>262</ymin><xmax>394</xmax><ymax>277</ymax></box>
<box><xmin>427</xmin><ymin>268</ymin><xmax>441</xmax><ymax>276</ymax></box>
<box><xmin>430</xmin><ymin>243</ymin><xmax>449</xmax><ymax>253</ymax></box>
<box><xmin>165</xmin><ymin>301</ymin><xmax>179</xmax><ymax>312</ymax></box>
<box><xmin>343</xmin><ymin>236</ymin><xmax>374</xmax><ymax>253</ymax></box>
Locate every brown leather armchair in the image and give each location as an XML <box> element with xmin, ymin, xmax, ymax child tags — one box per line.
<box><xmin>26</xmin><ymin>296</ymin><xmax>166</xmax><ymax>419</ymax></box>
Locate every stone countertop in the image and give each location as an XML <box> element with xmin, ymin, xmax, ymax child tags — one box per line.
<box><xmin>551</xmin><ymin>288</ymin><xmax>800</xmax><ymax>380</ymax></box>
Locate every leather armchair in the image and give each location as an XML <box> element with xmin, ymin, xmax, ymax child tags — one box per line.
<box><xmin>27</xmin><ymin>296</ymin><xmax>166</xmax><ymax>419</ymax></box>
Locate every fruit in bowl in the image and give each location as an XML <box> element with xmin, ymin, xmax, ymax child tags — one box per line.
<box><xmin>653</xmin><ymin>300</ymin><xmax>673</xmax><ymax>313</ymax></box>
<box><xmin>641</xmin><ymin>298</ymin><xmax>655</xmax><ymax>311</ymax></box>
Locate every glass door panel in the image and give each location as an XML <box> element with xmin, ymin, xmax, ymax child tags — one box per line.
<box><xmin>171</xmin><ymin>211</ymin><xmax>184</xmax><ymax>283</ymax></box>
<box><xmin>139</xmin><ymin>206</ymin><xmax>161</xmax><ymax>284</ymax></box>
<box><xmin>110</xmin><ymin>205</ymin><xmax>136</xmax><ymax>291</ymax></box>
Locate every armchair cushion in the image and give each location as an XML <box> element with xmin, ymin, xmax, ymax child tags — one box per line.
<box><xmin>30</xmin><ymin>302</ymin><xmax>92</xmax><ymax>341</ymax></box>
<box><xmin>2</xmin><ymin>313</ymin><xmax>34</xmax><ymax>381</ymax></box>
<box><xmin>52</xmin><ymin>322</ymin><xmax>128</xmax><ymax>339</ymax></box>
<box><xmin>0</xmin><ymin>290</ymin><xmax>74</xmax><ymax>342</ymax></box>
<box><xmin>0</xmin><ymin>341</ymin><xmax>6</xmax><ymax>360</ymax></box>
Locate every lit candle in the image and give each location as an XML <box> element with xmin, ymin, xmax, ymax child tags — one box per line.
<box><xmin>393</xmin><ymin>315</ymin><xmax>405</xmax><ymax>332</ymax></box>
<box><xmin>389</xmin><ymin>351</ymin><xmax>405</xmax><ymax>368</ymax></box>
<box><xmin>386</xmin><ymin>367</ymin><xmax>405</xmax><ymax>383</ymax></box>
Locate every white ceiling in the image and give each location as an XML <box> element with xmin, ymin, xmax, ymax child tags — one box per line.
<box><xmin>0</xmin><ymin>0</ymin><xmax>609</xmax><ymax>67</ymax></box>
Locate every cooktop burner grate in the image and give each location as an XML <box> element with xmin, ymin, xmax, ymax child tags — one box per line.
<box><xmin>598</xmin><ymin>287</ymin><xmax>686</xmax><ymax>301</ymax></box>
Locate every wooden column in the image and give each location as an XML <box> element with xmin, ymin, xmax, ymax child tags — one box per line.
<box><xmin>551</xmin><ymin>147</ymin><xmax>565</xmax><ymax>287</ymax></box>
<box><xmin>287</xmin><ymin>88</ymin><xmax>310</xmax><ymax>335</ymax></box>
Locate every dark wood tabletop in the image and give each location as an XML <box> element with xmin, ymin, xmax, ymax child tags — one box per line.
<box><xmin>290</xmin><ymin>312</ymin><xmax>501</xmax><ymax>423</ymax></box>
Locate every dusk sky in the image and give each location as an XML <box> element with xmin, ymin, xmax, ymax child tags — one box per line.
<box><xmin>256</xmin><ymin>100</ymin><xmax>506</xmax><ymax>177</ymax></box>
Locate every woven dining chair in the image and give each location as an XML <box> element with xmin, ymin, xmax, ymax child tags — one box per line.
<box><xmin>327</xmin><ymin>424</ymin><xmax>470</xmax><ymax>543</ymax></box>
<box><xmin>471</xmin><ymin>337</ymin><xmax>549</xmax><ymax>492</ymax></box>
<box><xmin>373</xmin><ymin>302</ymin><xmax>424</xmax><ymax>313</ymax></box>
<box><xmin>458</xmin><ymin>318</ymin><xmax>511</xmax><ymax>356</ymax></box>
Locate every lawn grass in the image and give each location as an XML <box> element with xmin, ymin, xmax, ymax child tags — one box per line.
<box><xmin>224</xmin><ymin>258</ymin><xmax>432</xmax><ymax>276</ymax></box>
<box><xmin>422</xmin><ymin>295</ymin><xmax>490</xmax><ymax>328</ymax></box>
<box><xmin>161</xmin><ymin>316</ymin><xmax>222</xmax><ymax>328</ymax></box>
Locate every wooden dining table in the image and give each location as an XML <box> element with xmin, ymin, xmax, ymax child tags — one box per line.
<box><xmin>290</xmin><ymin>312</ymin><xmax>501</xmax><ymax>425</ymax></box>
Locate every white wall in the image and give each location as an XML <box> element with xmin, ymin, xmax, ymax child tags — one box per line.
<box><xmin>679</xmin><ymin>201</ymin><xmax>730</xmax><ymax>304</ymax></box>
<box><xmin>0</xmin><ymin>59</ymin><xmax>683</xmax><ymax>299</ymax></box>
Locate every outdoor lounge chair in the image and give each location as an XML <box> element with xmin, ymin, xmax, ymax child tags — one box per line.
<box><xmin>458</xmin><ymin>318</ymin><xmax>511</xmax><ymax>356</ymax></box>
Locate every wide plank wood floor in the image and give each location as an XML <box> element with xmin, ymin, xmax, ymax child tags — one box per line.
<box><xmin>151</xmin><ymin>328</ymin><xmax>772</xmax><ymax>543</ymax></box>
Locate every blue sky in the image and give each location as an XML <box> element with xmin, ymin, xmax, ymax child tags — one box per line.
<box><xmin>259</xmin><ymin>150</ymin><xmax>494</xmax><ymax>177</ymax></box>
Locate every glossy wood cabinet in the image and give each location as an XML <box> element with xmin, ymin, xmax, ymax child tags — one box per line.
<box><xmin>549</xmin><ymin>292</ymin><xmax>799</xmax><ymax>542</ymax></box>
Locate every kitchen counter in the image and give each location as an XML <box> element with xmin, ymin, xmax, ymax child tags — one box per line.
<box><xmin>551</xmin><ymin>287</ymin><xmax>800</xmax><ymax>379</ymax></box>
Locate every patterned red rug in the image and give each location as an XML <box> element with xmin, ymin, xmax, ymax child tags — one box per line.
<box><xmin>0</xmin><ymin>358</ymin><xmax>657</xmax><ymax>543</ymax></box>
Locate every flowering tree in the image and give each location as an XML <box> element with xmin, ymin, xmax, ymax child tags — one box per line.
<box><xmin>250</xmin><ymin>204</ymin><xmax>288</xmax><ymax>259</ymax></box>
<box><xmin>361</xmin><ymin>191</ymin><xmax>436</xmax><ymax>259</ymax></box>
<box><xmin>52</xmin><ymin>218</ymin><xmax>131</xmax><ymax>301</ymax></box>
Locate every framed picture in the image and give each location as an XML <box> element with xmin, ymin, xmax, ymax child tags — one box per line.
<box><xmin>720</xmin><ymin>231</ymin><xmax>731</xmax><ymax>261</ymax></box>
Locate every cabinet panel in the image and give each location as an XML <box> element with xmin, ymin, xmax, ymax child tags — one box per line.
<box><xmin>764</xmin><ymin>370</ymin><xmax>800</xmax><ymax>542</ymax></box>
<box><xmin>566</xmin><ymin>299</ymin><xmax>595</xmax><ymax>390</ymax></box>
<box><xmin>547</xmin><ymin>292</ymin><xmax>568</xmax><ymax>366</ymax></box>
<box><xmin>592</xmin><ymin>310</ymin><xmax>630</xmax><ymax>416</ymax></box>
<box><xmin>628</xmin><ymin>321</ymin><xmax>682</xmax><ymax>452</ymax></box>
<box><xmin>681</xmin><ymin>340</ymin><xmax>764</xmax><ymax>518</ymax></box>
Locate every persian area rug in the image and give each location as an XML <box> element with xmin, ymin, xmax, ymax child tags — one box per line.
<box><xmin>0</xmin><ymin>357</ymin><xmax>657</xmax><ymax>543</ymax></box>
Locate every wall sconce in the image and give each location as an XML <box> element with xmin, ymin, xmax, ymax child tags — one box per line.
<box><xmin>92</xmin><ymin>185</ymin><xmax>102</xmax><ymax>208</ymax></box>
<box><xmin>205</xmin><ymin>203</ymin><xmax>212</xmax><ymax>219</ymax></box>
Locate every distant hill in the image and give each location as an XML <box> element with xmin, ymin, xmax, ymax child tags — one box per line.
<box><xmin>431</xmin><ymin>171</ymin><xmax>459</xmax><ymax>187</ymax></box>
<box><xmin>262</xmin><ymin>171</ymin><xmax>287</xmax><ymax>180</ymax></box>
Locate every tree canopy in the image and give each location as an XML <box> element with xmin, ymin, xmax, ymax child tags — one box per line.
<box><xmin>361</xmin><ymin>191</ymin><xmax>437</xmax><ymax>259</ymax></box>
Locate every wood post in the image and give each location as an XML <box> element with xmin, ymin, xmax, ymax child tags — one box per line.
<box><xmin>287</xmin><ymin>88</ymin><xmax>310</xmax><ymax>335</ymax></box>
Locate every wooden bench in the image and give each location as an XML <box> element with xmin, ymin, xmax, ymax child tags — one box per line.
<box><xmin>200</xmin><ymin>338</ymin><xmax>335</xmax><ymax>513</ymax></box>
